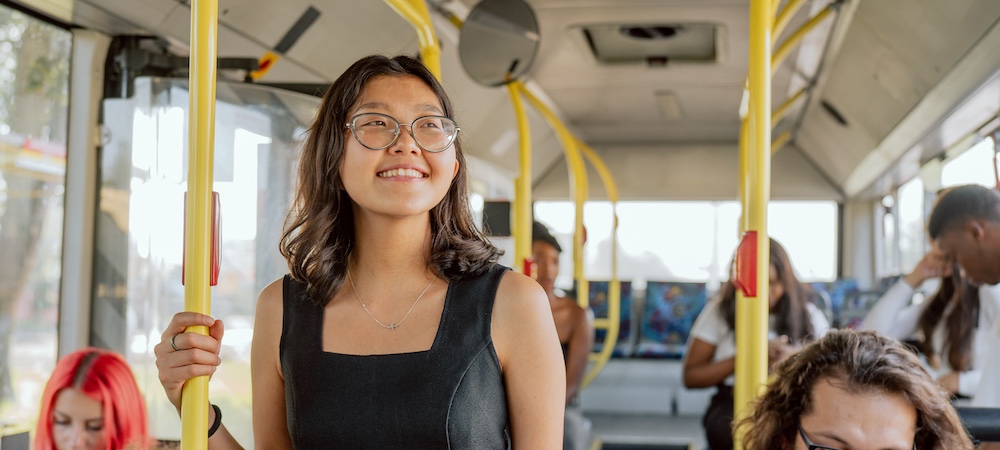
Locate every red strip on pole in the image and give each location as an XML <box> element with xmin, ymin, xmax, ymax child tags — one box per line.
<box><xmin>734</xmin><ymin>230</ymin><xmax>758</xmax><ymax>297</ymax></box>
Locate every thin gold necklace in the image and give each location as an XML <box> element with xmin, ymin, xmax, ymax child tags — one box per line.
<box><xmin>346</xmin><ymin>268</ymin><xmax>435</xmax><ymax>330</ymax></box>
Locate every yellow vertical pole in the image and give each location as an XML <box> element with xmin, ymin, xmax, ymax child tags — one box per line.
<box><xmin>182</xmin><ymin>0</ymin><xmax>218</xmax><ymax>448</ymax></box>
<box><xmin>384</xmin><ymin>0</ymin><xmax>441</xmax><ymax>79</ymax></box>
<box><xmin>519</xmin><ymin>83</ymin><xmax>589</xmax><ymax>305</ymax></box>
<box><xmin>734</xmin><ymin>118</ymin><xmax>751</xmax><ymax>436</ymax></box>
<box><xmin>508</xmin><ymin>82</ymin><xmax>532</xmax><ymax>272</ymax></box>
<box><xmin>735</xmin><ymin>0</ymin><xmax>771</xmax><ymax>449</ymax></box>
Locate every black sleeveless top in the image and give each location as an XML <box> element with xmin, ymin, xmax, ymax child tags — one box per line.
<box><xmin>280</xmin><ymin>265</ymin><xmax>511</xmax><ymax>449</ymax></box>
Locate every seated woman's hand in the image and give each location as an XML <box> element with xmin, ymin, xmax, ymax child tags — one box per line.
<box><xmin>154</xmin><ymin>312</ymin><xmax>225</xmax><ymax>412</ymax></box>
<box><xmin>767</xmin><ymin>336</ymin><xmax>798</xmax><ymax>368</ymax></box>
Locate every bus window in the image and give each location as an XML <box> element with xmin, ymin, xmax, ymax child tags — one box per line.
<box><xmin>0</xmin><ymin>2</ymin><xmax>72</xmax><ymax>432</ymax></box>
<box><xmin>897</xmin><ymin>177</ymin><xmax>926</xmax><ymax>275</ymax></box>
<box><xmin>533</xmin><ymin>200</ymin><xmax>838</xmax><ymax>291</ymax></box>
<box><xmin>942</xmin><ymin>136</ymin><xmax>996</xmax><ymax>189</ymax></box>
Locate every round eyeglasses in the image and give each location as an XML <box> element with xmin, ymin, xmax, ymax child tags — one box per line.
<box><xmin>797</xmin><ymin>424</ymin><xmax>916</xmax><ymax>450</ymax></box>
<box><xmin>346</xmin><ymin>113</ymin><xmax>460</xmax><ymax>153</ymax></box>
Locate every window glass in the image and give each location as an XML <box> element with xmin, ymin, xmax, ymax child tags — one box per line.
<box><xmin>96</xmin><ymin>78</ymin><xmax>317</xmax><ymax>447</ymax></box>
<box><xmin>768</xmin><ymin>201</ymin><xmax>838</xmax><ymax>281</ymax></box>
<box><xmin>942</xmin><ymin>137</ymin><xmax>996</xmax><ymax>188</ymax></box>
<box><xmin>878</xmin><ymin>201</ymin><xmax>899</xmax><ymax>278</ymax></box>
<box><xmin>533</xmin><ymin>200</ymin><xmax>838</xmax><ymax>290</ymax></box>
<box><xmin>0</xmin><ymin>3</ymin><xmax>71</xmax><ymax>431</ymax></box>
<box><xmin>896</xmin><ymin>177</ymin><xmax>926</xmax><ymax>274</ymax></box>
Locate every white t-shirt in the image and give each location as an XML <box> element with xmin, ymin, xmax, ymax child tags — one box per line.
<box><xmin>973</xmin><ymin>318</ymin><xmax>1000</xmax><ymax>407</ymax></box>
<box><xmin>687</xmin><ymin>294</ymin><xmax>830</xmax><ymax>386</ymax></box>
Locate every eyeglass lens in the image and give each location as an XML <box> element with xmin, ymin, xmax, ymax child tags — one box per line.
<box><xmin>350</xmin><ymin>113</ymin><xmax>457</xmax><ymax>152</ymax></box>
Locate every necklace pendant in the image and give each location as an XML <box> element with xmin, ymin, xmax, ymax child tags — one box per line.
<box><xmin>387</xmin><ymin>323</ymin><xmax>399</xmax><ymax>330</ymax></box>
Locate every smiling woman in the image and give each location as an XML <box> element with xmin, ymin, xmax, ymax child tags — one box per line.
<box><xmin>153</xmin><ymin>54</ymin><xmax>564</xmax><ymax>450</ymax></box>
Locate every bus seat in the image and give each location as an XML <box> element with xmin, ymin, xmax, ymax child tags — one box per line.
<box><xmin>0</xmin><ymin>430</ymin><xmax>28</xmax><ymax>450</ymax></box>
<box><xmin>837</xmin><ymin>290</ymin><xmax>885</xmax><ymax>329</ymax></box>
<box><xmin>635</xmin><ymin>282</ymin><xmax>708</xmax><ymax>359</ymax></box>
<box><xmin>809</xmin><ymin>279</ymin><xmax>861</xmax><ymax>327</ymax></box>
<box><xmin>589</xmin><ymin>280</ymin><xmax>635</xmax><ymax>357</ymax></box>
<box><xmin>955</xmin><ymin>407</ymin><xmax>1000</xmax><ymax>443</ymax></box>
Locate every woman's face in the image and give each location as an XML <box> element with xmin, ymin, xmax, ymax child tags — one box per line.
<box><xmin>51</xmin><ymin>388</ymin><xmax>106</xmax><ymax>450</ymax></box>
<box><xmin>531</xmin><ymin>240</ymin><xmax>560</xmax><ymax>294</ymax></box>
<box><xmin>340</xmin><ymin>74</ymin><xmax>460</xmax><ymax>220</ymax></box>
<box><xmin>795</xmin><ymin>377</ymin><xmax>916</xmax><ymax>450</ymax></box>
<box><xmin>768</xmin><ymin>265</ymin><xmax>785</xmax><ymax>310</ymax></box>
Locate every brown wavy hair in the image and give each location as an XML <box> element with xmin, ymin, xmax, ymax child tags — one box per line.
<box><xmin>720</xmin><ymin>238</ymin><xmax>815</xmax><ymax>344</ymax></box>
<box><xmin>737</xmin><ymin>329</ymin><xmax>973</xmax><ymax>450</ymax></box>
<box><xmin>916</xmin><ymin>264</ymin><xmax>979</xmax><ymax>372</ymax></box>
<box><xmin>280</xmin><ymin>55</ymin><xmax>501</xmax><ymax>305</ymax></box>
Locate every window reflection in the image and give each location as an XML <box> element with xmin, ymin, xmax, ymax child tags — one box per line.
<box><xmin>97</xmin><ymin>78</ymin><xmax>314</xmax><ymax>448</ymax></box>
<box><xmin>0</xmin><ymin>3</ymin><xmax>71</xmax><ymax>432</ymax></box>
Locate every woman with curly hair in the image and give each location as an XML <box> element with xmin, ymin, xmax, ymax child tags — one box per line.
<box><xmin>737</xmin><ymin>329</ymin><xmax>973</xmax><ymax>450</ymax></box>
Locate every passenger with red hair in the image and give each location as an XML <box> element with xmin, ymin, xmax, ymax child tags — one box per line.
<box><xmin>35</xmin><ymin>347</ymin><xmax>149</xmax><ymax>450</ymax></box>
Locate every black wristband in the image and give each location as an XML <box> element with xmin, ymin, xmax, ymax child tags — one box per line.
<box><xmin>208</xmin><ymin>404</ymin><xmax>222</xmax><ymax>438</ymax></box>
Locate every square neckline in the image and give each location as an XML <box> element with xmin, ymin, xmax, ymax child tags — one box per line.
<box><xmin>319</xmin><ymin>279</ymin><xmax>455</xmax><ymax>358</ymax></box>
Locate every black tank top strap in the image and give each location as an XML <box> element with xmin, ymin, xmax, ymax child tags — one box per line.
<box><xmin>279</xmin><ymin>274</ymin><xmax>322</xmax><ymax>357</ymax></box>
<box><xmin>437</xmin><ymin>264</ymin><xmax>508</xmax><ymax>349</ymax></box>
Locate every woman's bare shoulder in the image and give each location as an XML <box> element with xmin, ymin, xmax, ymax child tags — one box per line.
<box><xmin>254</xmin><ymin>277</ymin><xmax>287</xmax><ymax>337</ymax></box>
<box><xmin>494</xmin><ymin>270</ymin><xmax>548</xmax><ymax>311</ymax></box>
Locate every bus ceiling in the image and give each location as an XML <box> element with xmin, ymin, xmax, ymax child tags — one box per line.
<box><xmin>58</xmin><ymin>0</ymin><xmax>1000</xmax><ymax>201</ymax></box>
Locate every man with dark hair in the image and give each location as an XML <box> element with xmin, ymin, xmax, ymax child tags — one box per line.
<box><xmin>929</xmin><ymin>184</ymin><xmax>1000</xmax><ymax>285</ymax></box>
<box><xmin>929</xmin><ymin>184</ymin><xmax>1000</xmax><ymax>431</ymax></box>
<box><xmin>531</xmin><ymin>221</ymin><xmax>594</xmax><ymax>450</ymax></box>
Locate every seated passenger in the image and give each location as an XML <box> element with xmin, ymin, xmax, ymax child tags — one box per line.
<box><xmin>532</xmin><ymin>221</ymin><xmax>594</xmax><ymax>450</ymax></box>
<box><xmin>862</xmin><ymin>248</ymin><xmax>1000</xmax><ymax>398</ymax></box>
<box><xmin>927</xmin><ymin>184</ymin><xmax>1000</xmax><ymax>412</ymax></box>
<box><xmin>35</xmin><ymin>347</ymin><xmax>149</xmax><ymax>450</ymax></box>
<box><xmin>683</xmin><ymin>237</ymin><xmax>829</xmax><ymax>450</ymax></box>
<box><xmin>737</xmin><ymin>329</ymin><xmax>973</xmax><ymax>450</ymax></box>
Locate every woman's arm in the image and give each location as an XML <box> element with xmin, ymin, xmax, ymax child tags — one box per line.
<box><xmin>862</xmin><ymin>251</ymin><xmax>947</xmax><ymax>338</ymax></box>
<box><xmin>493</xmin><ymin>271</ymin><xmax>565</xmax><ymax>449</ymax></box>
<box><xmin>683</xmin><ymin>338</ymin><xmax>733</xmax><ymax>388</ymax></box>
<box><xmin>859</xmin><ymin>280</ymin><xmax>924</xmax><ymax>339</ymax></box>
<box><xmin>565</xmin><ymin>305</ymin><xmax>594</xmax><ymax>403</ymax></box>
<box><xmin>251</xmin><ymin>279</ymin><xmax>293</xmax><ymax>449</ymax></box>
<box><xmin>154</xmin><ymin>313</ymin><xmax>243</xmax><ymax>449</ymax></box>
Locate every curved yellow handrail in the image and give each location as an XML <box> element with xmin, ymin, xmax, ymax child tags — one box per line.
<box><xmin>384</xmin><ymin>0</ymin><xmax>441</xmax><ymax>79</ymax></box>
<box><xmin>516</xmin><ymin>81</ymin><xmax>590</xmax><ymax>320</ymax></box>
<box><xmin>507</xmin><ymin>82</ymin><xmax>533</xmax><ymax>272</ymax></box>
<box><xmin>576</xmin><ymin>139</ymin><xmax>620</xmax><ymax>389</ymax></box>
<box><xmin>772</xmin><ymin>0</ymin><xmax>807</xmax><ymax>45</ymax></box>
<box><xmin>772</xmin><ymin>4</ymin><xmax>835</xmax><ymax>72</ymax></box>
<box><xmin>772</xmin><ymin>87</ymin><xmax>806</xmax><ymax>125</ymax></box>
<box><xmin>771</xmin><ymin>130</ymin><xmax>792</xmax><ymax>155</ymax></box>
<box><xmin>181</xmin><ymin>0</ymin><xmax>218</xmax><ymax>448</ymax></box>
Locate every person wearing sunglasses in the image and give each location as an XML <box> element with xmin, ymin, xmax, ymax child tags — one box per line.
<box><xmin>737</xmin><ymin>329</ymin><xmax>972</xmax><ymax>450</ymax></box>
<box><xmin>154</xmin><ymin>55</ymin><xmax>565</xmax><ymax>449</ymax></box>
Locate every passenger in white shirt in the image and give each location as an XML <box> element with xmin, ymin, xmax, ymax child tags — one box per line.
<box><xmin>861</xmin><ymin>249</ymin><xmax>1000</xmax><ymax>399</ymax></box>
<box><xmin>929</xmin><ymin>185</ymin><xmax>1000</xmax><ymax>416</ymax></box>
<box><xmin>683</xmin><ymin>238</ymin><xmax>829</xmax><ymax>450</ymax></box>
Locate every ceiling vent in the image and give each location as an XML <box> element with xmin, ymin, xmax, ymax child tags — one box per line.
<box><xmin>580</xmin><ymin>23</ymin><xmax>718</xmax><ymax>66</ymax></box>
<box><xmin>655</xmin><ymin>91</ymin><xmax>684</xmax><ymax>119</ymax></box>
